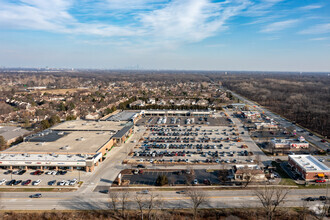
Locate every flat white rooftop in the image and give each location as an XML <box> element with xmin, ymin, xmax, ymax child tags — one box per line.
<box><xmin>289</xmin><ymin>155</ymin><xmax>330</xmax><ymax>172</ymax></box>
<box><xmin>5</xmin><ymin>131</ymin><xmax>113</xmax><ymax>154</ymax></box>
<box><xmin>51</xmin><ymin>120</ymin><xmax>126</xmax><ymax>131</ymax></box>
<box><xmin>0</xmin><ymin>153</ymin><xmax>90</xmax><ymax>166</ymax></box>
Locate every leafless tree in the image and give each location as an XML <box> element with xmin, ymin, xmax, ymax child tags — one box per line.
<box><xmin>299</xmin><ymin>200</ymin><xmax>310</xmax><ymax>220</ymax></box>
<box><xmin>135</xmin><ymin>193</ymin><xmax>145</xmax><ymax>220</ymax></box>
<box><xmin>187</xmin><ymin>189</ymin><xmax>208</xmax><ymax>220</ymax></box>
<box><xmin>134</xmin><ymin>192</ymin><xmax>162</xmax><ymax>220</ymax></box>
<box><xmin>145</xmin><ymin>192</ymin><xmax>162</xmax><ymax>220</ymax></box>
<box><xmin>119</xmin><ymin>190</ymin><xmax>129</xmax><ymax>217</ymax></box>
<box><xmin>185</xmin><ymin>166</ymin><xmax>195</xmax><ymax>185</ymax></box>
<box><xmin>254</xmin><ymin>186</ymin><xmax>290</xmax><ymax>220</ymax></box>
<box><xmin>108</xmin><ymin>189</ymin><xmax>119</xmax><ymax>212</ymax></box>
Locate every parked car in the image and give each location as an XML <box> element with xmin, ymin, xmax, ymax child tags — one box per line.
<box><xmin>12</xmin><ymin>170</ymin><xmax>20</xmax><ymax>175</ymax></box>
<box><xmin>18</xmin><ymin>170</ymin><xmax>26</xmax><ymax>175</ymax></box>
<box><xmin>7</xmin><ymin>179</ymin><xmax>16</xmax><ymax>186</ymax></box>
<box><xmin>4</xmin><ymin>170</ymin><xmax>12</xmax><ymax>175</ymax></box>
<box><xmin>48</xmin><ymin>180</ymin><xmax>56</xmax><ymax>186</ymax></box>
<box><xmin>58</xmin><ymin>180</ymin><xmax>66</xmax><ymax>186</ymax></box>
<box><xmin>133</xmin><ymin>169</ymin><xmax>139</xmax><ymax>175</ymax></box>
<box><xmin>33</xmin><ymin>179</ymin><xmax>42</xmax><ymax>186</ymax></box>
<box><xmin>23</xmin><ymin>179</ymin><xmax>32</xmax><ymax>186</ymax></box>
<box><xmin>14</xmin><ymin>180</ymin><xmax>22</xmax><ymax>185</ymax></box>
<box><xmin>30</xmin><ymin>193</ymin><xmax>42</xmax><ymax>198</ymax></box>
<box><xmin>32</xmin><ymin>170</ymin><xmax>43</xmax><ymax>175</ymax></box>
<box><xmin>193</xmin><ymin>179</ymin><xmax>198</xmax><ymax>185</ymax></box>
<box><xmin>0</xmin><ymin>179</ymin><xmax>6</xmax><ymax>185</ymax></box>
<box><xmin>69</xmin><ymin>178</ymin><xmax>77</xmax><ymax>185</ymax></box>
<box><xmin>316</xmin><ymin>179</ymin><xmax>326</xmax><ymax>183</ymax></box>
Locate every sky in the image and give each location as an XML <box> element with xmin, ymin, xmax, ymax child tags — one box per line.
<box><xmin>0</xmin><ymin>0</ymin><xmax>330</xmax><ymax>72</ymax></box>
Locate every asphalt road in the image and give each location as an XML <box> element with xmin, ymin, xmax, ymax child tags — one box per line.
<box><xmin>0</xmin><ymin>188</ymin><xmax>328</xmax><ymax>210</ymax></box>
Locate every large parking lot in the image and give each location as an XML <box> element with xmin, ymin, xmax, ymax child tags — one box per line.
<box><xmin>129</xmin><ymin>115</ymin><xmax>261</xmax><ymax>166</ymax></box>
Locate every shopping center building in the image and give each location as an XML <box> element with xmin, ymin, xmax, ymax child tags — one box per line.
<box><xmin>0</xmin><ymin>120</ymin><xmax>134</xmax><ymax>172</ymax></box>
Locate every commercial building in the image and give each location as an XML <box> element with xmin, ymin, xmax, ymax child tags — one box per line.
<box><xmin>270</xmin><ymin>137</ymin><xmax>309</xmax><ymax>150</ymax></box>
<box><xmin>254</xmin><ymin>122</ymin><xmax>278</xmax><ymax>130</ymax></box>
<box><xmin>288</xmin><ymin>155</ymin><xmax>330</xmax><ymax>181</ymax></box>
<box><xmin>0</xmin><ymin>119</ymin><xmax>134</xmax><ymax>172</ymax></box>
<box><xmin>0</xmin><ymin>126</ymin><xmax>30</xmax><ymax>145</ymax></box>
<box><xmin>143</xmin><ymin>110</ymin><xmax>212</xmax><ymax>117</ymax></box>
<box><xmin>232</xmin><ymin>165</ymin><xmax>266</xmax><ymax>182</ymax></box>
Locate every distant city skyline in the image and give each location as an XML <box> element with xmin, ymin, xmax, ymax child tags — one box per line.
<box><xmin>0</xmin><ymin>0</ymin><xmax>330</xmax><ymax>72</ymax></box>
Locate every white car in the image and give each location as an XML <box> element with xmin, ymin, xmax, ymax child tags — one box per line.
<box><xmin>0</xmin><ymin>179</ymin><xmax>6</xmax><ymax>185</ymax></box>
<box><xmin>193</xmin><ymin>179</ymin><xmax>198</xmax><ymax>185</ymax></box>
<box><xmin>69</xmin><ymin>178</ymin><xmax>77</xmax><ymax>185</ymax></box>
<box><xmin>64</xmin><ymin>180</ymin><xmax>70</xmax><ymax>186</ymax></box>
<box><xmin>58</xmin><ymin>180</ymin><xmax>66</xmax><ymax>186</ymax></box>
<box><xmin>33</xmin><ymin>179</ymin><xmax>41</xmax><ymax>186</ymax></box>
<box><xmin>45</xmin><ymin>171</ymin><xmax>52</xmax><ymax>175</ymax></box>
<box><xmin>52</xmin><ymin>171</ymin><xmax>57</xmax><ymax>175</ymax></box>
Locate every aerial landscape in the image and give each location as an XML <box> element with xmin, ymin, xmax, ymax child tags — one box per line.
<box><xmin>0</xmin><ymin>1</ymin><xmax>329</xmax><ymax>220</ymax></box>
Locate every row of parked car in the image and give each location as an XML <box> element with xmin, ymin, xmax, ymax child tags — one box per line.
<box><xmin>3</xmin><ymin>170</ymin><xmax>68</xmax><ymax>176</ymax></box>
<box><xmin>4</xmin><ymin>170</ymin><xmax>26</xmax><ymax>175</ymax></box>
<box><xmin>134</xmin><ymin>149</ymin><xmax>252</xmax><ymax>158</ymax></box>
<box><xmin>0</xmin><ymin>178</ymin><xmax>78</xmax><ymax>186</ymax></box>
<box><xmin>0</xmin><ymin>179</ymin><xmax>41</xmax><ymax>186</ymax></box>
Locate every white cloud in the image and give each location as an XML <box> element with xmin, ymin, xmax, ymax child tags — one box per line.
<box><xmin>243</xmin><ymin>0</ymin><xmax>284</xmax><ymax>17</ymax></box>
<box><xmin>299</xmin><ymin>4</ymin><xmax>323</xmax><ymax>10</ymax></box>
<box><xmin>309</xmin><ymin>37</ymin><xmax>328</xmax><ymax>41</ymax></box>
<box><xmin>105</xmin><ymin>0</ymin><xmax>166</xmax><ymax>10</ymax></box>
<box><xmin>140</xmin><ymin>0</ymin><xmax>251</xmax><ymax>42</ymax></box>
<box><xmin>260</xmin><ymin>19</ymin><xmax>299</xmax><ymax>33</ymax></box>
<box><xmin>299</xmin><ymin>23</ymin><xmax>330</xmax><ymax>34</ymax></box>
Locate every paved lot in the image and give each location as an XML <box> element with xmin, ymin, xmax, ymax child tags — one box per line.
<box><xmin>121</xmin><ymin>169</ymin><xmax>221</xmax><ymax>186</ymax></box>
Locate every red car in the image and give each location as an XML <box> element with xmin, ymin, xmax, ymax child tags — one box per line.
<box><xmin>23</xmin><ymin>179</ymin><xmax>32</xmax><ymax>186</ymax></box>
<box><xmin>316</xmin><ymin>179</ymin><xmax>326</xmax><ymax>183</ymax></box>
<box><xmin>32</xmin><ymin>170</ymin><xmax>43</xmax><ymax>175</ymax></box>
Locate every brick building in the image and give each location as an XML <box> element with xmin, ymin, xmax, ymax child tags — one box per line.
<box><xmin>288</xmin><ymin>155</ymin><xmax>330</xmax><ymax>181</ymax></box>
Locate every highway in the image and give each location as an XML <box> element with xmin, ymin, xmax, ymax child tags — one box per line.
<box><xmin>0</xmin><ymin>189</ymin><xmax>328</xmax><ymax>210</ymax></box>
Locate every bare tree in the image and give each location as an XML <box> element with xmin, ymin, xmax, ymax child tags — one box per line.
<box><xmin>187</xmin><ymin>189</ymin><xmax>208</xmax><ymax>220</ymax></box>
<box><xmin>254</xmin><ymin>186</ymin><xmax>290</xmax><ymax>220</ymax></box>
<box><xmin>299</xmin><ymin>200</ymin><xmax>310</xmax><ymax>220</ymax></box>
<box><xmin>119</xmin><ymin>190</ymin><xmax>129</xmax><ymax>217</ymax></box>
<box><xmin>134</xmin><ymin>192</ymin><xmax>163</xmax><ymax>220</ymax></box>
<box><xmin>145</xmin><ymin>192</ymin><xmax>162</xmax><ymax>220</ymax></box>
<box><xmin>135</xmin><ymin>193</ymin><xmax>145</xmax><ymax>220</ymax></box>
<box><xmin>108</xmin><ymin>189</ymin><xmax>119</xmax><ymax>212</ymax></box>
